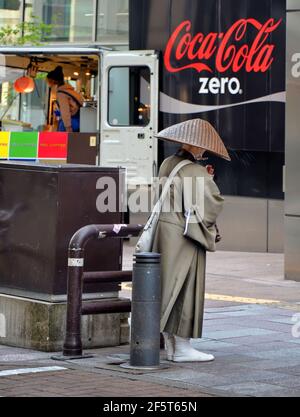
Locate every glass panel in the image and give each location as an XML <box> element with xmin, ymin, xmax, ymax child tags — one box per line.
<box><xmin>19</xmin><ymin>77</ymin><xmax>49</xmax><ymax>131</ymax></box>
<box><xmin>25</xmin><ymin>0</ymin><xmax>94</xmax><ymax>42</ymax></box>
<box><xmin>97</xmin><ymin>0</ymin><xmax>129</xmax><ymax>44</ymax></box>
<box><xmin>0</xmin><ymin>65</ymin><xmax>48</xmax><ymax>132</ymax></box>
<box><xmin>0</xmin><ymin>64</ymin><xmax>23</xmax><ymax>131</ymax></box>
<box><xmin>0</xmin><ymin>0</ymin><xmax>22</xmax><ymax>27</ymax></box>
<box><xmin>108</xmin><ymin>66</ymin><xmax>151</xmax><ymax>127</ymax></box>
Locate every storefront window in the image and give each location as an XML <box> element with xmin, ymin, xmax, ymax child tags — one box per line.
<box><xmin>97</xmin><ymin>0</ymin><xmax>129</xmax><ymax>44</ymax></box>
<box><xmin>0</xmin><ymin>0</ymin><xmax>22</xmax><ymax>27</ymax></box>
<box><xmin>25</xmin><ymin>0</ymin><xmax>94</xmax><ymax>42</ymax></box>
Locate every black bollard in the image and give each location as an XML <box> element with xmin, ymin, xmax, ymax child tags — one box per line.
<box><xmin>129</xmin><ymin>252</ymin><xmax>161</xmax><ymax>369</ymax></box>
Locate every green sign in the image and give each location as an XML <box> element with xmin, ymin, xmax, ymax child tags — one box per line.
<box><xmin>9</xmin><ymin>132</ymin><xmax>38</xmax><ymax>159</ymax></box>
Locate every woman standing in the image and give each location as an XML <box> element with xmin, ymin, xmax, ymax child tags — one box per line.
<box><xmin>46</xmin><ymin>66</ymin><xmax>84</xmax><ymax>133</ymax></box>
<box><xmin>152</xmin><ymin>118</ymin><xmax>231</xmax><ymax>363</ymax></box>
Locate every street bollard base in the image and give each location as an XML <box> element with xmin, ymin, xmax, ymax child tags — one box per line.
<box><xmin>120</xmin><ymin>362</ymin><xmax>169</xmax><ymax>371</ymax></box>
<box><xmin>51</xmin><ymin>354</ymin><xmax>94</xmax><ymax>361</ymax></box>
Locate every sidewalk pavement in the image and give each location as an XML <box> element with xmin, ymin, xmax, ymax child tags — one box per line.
<box><xmin>1</xmin><ymin>245</ymin><xmax>300</xmax><ymax>397</ymax></box>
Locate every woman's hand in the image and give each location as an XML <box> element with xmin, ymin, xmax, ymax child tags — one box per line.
<box><xmin>66</xmin><ymin>126</ymin><xmax>73</xmax><ymax>133</ymax></box>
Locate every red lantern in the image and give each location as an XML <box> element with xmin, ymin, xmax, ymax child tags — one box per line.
<box><xmin>14</xmin><ymin>76</ymin><xmax>35</xmax><ymax>94</ymax></box>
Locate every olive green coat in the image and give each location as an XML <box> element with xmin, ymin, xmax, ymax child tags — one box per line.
<box><xmin>152</xmin><ymin>155</ymin><xmax>224</xmax><ymax>338</ymax></box>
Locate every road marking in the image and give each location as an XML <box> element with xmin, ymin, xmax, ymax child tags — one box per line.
<box><xmin>0</xmin><ymin>366</ymin><xmax>66</xmax><ymax>377</ymax></box>
<box><xmin>205</xmin><ymin>293</ymin><xmax>280</xmax><ymax>305</ymax></box>
<box><xmin>122</xmin><ymin>284</ymin><xmax>280</xmax><ymax>304</ymax></box>
<box><xmin>121</xmin><ymin>284</ymin><xmax>300</xmax><ymax>311</ymax></box>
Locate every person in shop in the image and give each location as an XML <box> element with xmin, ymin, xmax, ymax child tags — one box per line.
<box><xmin>46</xmin><ymin>66</ymin><xmax>84</xmax><ymax>132</ymax></box>
<box><xmin>151</xmin><ymin>118</ymin><xmax>231</xmax><ymax>362</ymax></box>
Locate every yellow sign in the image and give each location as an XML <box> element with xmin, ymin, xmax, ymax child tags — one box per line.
<box><xmin>0</xmin><ymin>132</ymin><xmax>10</xmax><ymax>159</ymax></box>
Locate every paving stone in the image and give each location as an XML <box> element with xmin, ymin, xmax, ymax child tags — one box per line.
<box><xmin>174</xmin><ymin>356</ymin><xmax>261</xmax><ymax>375</ymax></box>
<box><xmin>246</xmin><ymin>348</ymin><xmax>300</xmax><ymax>360</ymax></box>
<box><xmin>204</xmin><ymin>305</ymin><xmax>260</xmax><ymax>313</ymax></box>
<box><xmin>259</xmin><ymin>308</ymin><xmax>297</xmax><ymax>317</ymax></box>
<box><xmin>258</xmin><ymin>374</ymin><xmax>300</xmax><ymax>389</ymax></box>
<box><xmin>214</xmin><ymin>381</ymin><xmax>295</xmax><ymax>397</ymax></box>
<box><xmin>209</xmin><ymin>341</ymin><xmax>295</xmax><ymax>354</ymax></box>
<box><xmin>203</xmin><ymin>328</ymin><xmax>278</xmax><ymax>339</ymax></box>
<box><xmin>270</xmin><ymin>365</ymin><xmax>300</xmax><ymax>376</ymax></box>
<box><xmin>268</xmin><ymin>388</ymin><xmax>300</xmax><ymax>397</ymax></box>
<box><xmin>216</xmin><ymin>334</ymin><xmax>288</xmax><ymax>345</ymax></box>
<box><xmin>243</xmin><ymin>321</ymin><xmax>293</xmax><ymax>333</ymax></box>
<box><xmin>268</xmin><ymin>317</ymin><xmax>295</xmax><ymax>325</ymax></box>
<box><xmin>187</xmin><ymin>369</ymin><xmax>287</xmax><ymax>387</ymax></box>
<box><xmin>204</xmin><ymin>311</ymin><xmax>265</xmax><ymax>320</ymax></box>
<box><xmin>237</xmin><ymin>358</ymin><xmax>300</xmax><ymax>370</ymax></box>
<box><xmin>202</xmin><ymin>324</ymin><xmax>248</xmax><ymax>333</ymax></box>
<box><xmin>288</xmin><ymin>338</ymin><xmax>300</xmax><ymax>344</ymax></box>
<box><xmin>191</xmin><ymin>340</ymin><xmax>238</xmax><ymax>351</ymax></box>
<box><xmin>151</xmin><ymin>369</ymin><xmax>213</xmax><ymax>382</ymax></box>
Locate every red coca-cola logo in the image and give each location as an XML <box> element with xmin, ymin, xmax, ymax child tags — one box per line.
<box><xmin>164</xmin><ymin>18</ymin><xmax>282</xmax><ymax>74</ymax></box>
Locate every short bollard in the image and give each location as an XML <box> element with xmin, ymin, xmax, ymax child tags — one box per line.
<box><xmin>121</xmin><ymin>252</ymin><xmax>166</xmax><ymax>371</ymax></box>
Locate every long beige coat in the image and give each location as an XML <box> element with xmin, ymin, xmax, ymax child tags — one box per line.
<box><xmin>152</xmin><ymin>154</ymin><xmax>224</xmax><ymax>338</ymax></box>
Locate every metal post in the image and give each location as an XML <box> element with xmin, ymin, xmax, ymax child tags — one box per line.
<box><xmin>122</xmin><ymin>252</ymin><xmax>163</xmax><ymax>370</ymax></box>
<box><xmin>62</xmin><ymin>246</ymin><xmax>85</xmax><ymax>357</ymax></box>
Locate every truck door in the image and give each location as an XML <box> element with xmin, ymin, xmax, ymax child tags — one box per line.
<box><xmin>100</xmin><ymin>50</ymin><xmax>159</xmax><ymax>185</ymax></box>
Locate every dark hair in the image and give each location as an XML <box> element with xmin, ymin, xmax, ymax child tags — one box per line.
<box><xmin>47</xmin><ymin>66</ymin><xmax>65</xmax><ymax>86</ymax></box>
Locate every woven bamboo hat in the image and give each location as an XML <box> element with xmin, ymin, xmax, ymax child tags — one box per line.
<box><xmin>155</xmin><ymin>119</ymin><xmax>231</xmax><ymax>161</ymax></box>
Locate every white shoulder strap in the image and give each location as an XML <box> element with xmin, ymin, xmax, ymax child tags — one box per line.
<box><xmin>159</xmin><ymin>159</ymin><xmax>193</xmax><ymax>205</ymax></box>
<box><xmin>144</xmin><ymin>159</ymin><xmax>193</xmax><ymax>230</ymax></box>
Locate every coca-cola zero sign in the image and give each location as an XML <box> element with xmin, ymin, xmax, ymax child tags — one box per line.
<box><xmin>164</xmin><ymin>18</ymin><xmax>282</xmax><ymax>95</ymax></box>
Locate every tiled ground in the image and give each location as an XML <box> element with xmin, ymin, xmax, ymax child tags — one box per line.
<box><xmin>1</xmin><ymin>302</ymin><xmax>299</xmax><ymax>397</ymax></box>
<box><xmin>1</xmin><ymin>247</ymin><xmax>300</xmax><ymax>397</ymax></box>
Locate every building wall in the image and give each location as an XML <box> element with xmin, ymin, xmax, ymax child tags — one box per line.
<box><xmin>0</xmin><ymin>0</ymin><xmax>129</xmax><ymax>47</ymax></box>
<box><xmin>129</xmin><ymin>0</ymin><xmax>286</xmax><ymax>253</ymax></box>
<box><xmin>285</xmin><ymin>1</ymin><xmax>300</xmax><ymax>279</ymax></box>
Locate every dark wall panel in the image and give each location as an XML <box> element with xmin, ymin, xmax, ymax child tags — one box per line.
<box><xmin>129</xmin><ymin>0</ymin><xmax>286</xmax><ymax>199</ymax></box>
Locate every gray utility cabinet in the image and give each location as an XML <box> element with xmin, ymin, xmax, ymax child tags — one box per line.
<box><xmin>0</xmin><ymin>161</ymin><xmax>126</xmax><ymax>300</ymax></box>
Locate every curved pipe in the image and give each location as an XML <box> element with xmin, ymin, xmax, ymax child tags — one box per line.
<box><xmin>63</xmin><ymin>223</ymin><xmax>143</xmax><ymax>357</ymax></box>
<box><xmin>69</xmin><ymin>224</ymin><xmax>144</xmax><ymax>251</ymax></box>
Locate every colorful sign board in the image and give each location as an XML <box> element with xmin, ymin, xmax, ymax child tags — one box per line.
<box><xmin>38</xmin><ymin>132</ymin><xmax>68</xmax><ymax>160</ymax></box>
<box><xmin>9</xmin><ymin>132</ymin><xmax>39</xmax><ymax>159</ymax></box>
<box><xmin>0</xmin><ymin>132</ymin><xmax>68</xmax><ymax>160</ymax></box>
<box><xmin>0</xmin><ymin>132</ymin><xmax>10</xmax><ymax>159</ymax></box>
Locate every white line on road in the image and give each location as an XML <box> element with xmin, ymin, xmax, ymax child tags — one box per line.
<box><xmin>0</xmin><ymin>366</ymin><xmax>66</xmax><ymax>377</ymax></box>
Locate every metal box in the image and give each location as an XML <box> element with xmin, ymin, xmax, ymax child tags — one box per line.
<box><xmin>0</xmin><ymin>162</ymin><xmax>125</xmax><ymax>301</ymax></box>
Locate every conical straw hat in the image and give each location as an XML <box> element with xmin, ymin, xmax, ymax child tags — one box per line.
<box><xmin>155</xmin><ymin>119</ymin><xmax>231</xmax><ymax>161</ymax></box>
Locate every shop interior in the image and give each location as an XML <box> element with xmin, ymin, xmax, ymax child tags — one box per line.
<box><xmin>0</xmin><ymin>53</ymin><xmax>99</xmax><ymax>133</ymax></box>
<box><xmin>0</xmin><ymin>52</ymin><xmax>152</xmax><ymax>135</ymax></box>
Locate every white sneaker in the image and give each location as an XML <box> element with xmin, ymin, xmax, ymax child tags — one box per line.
<box><xmin>163</xmin><ymin>332</ymin><xmax>175</xmax><ymax>361</ymax></box>
<box><xmin>173</xmin><ymin>336</ymin><xmax>215</xmax><ymax>363</ymax></box>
